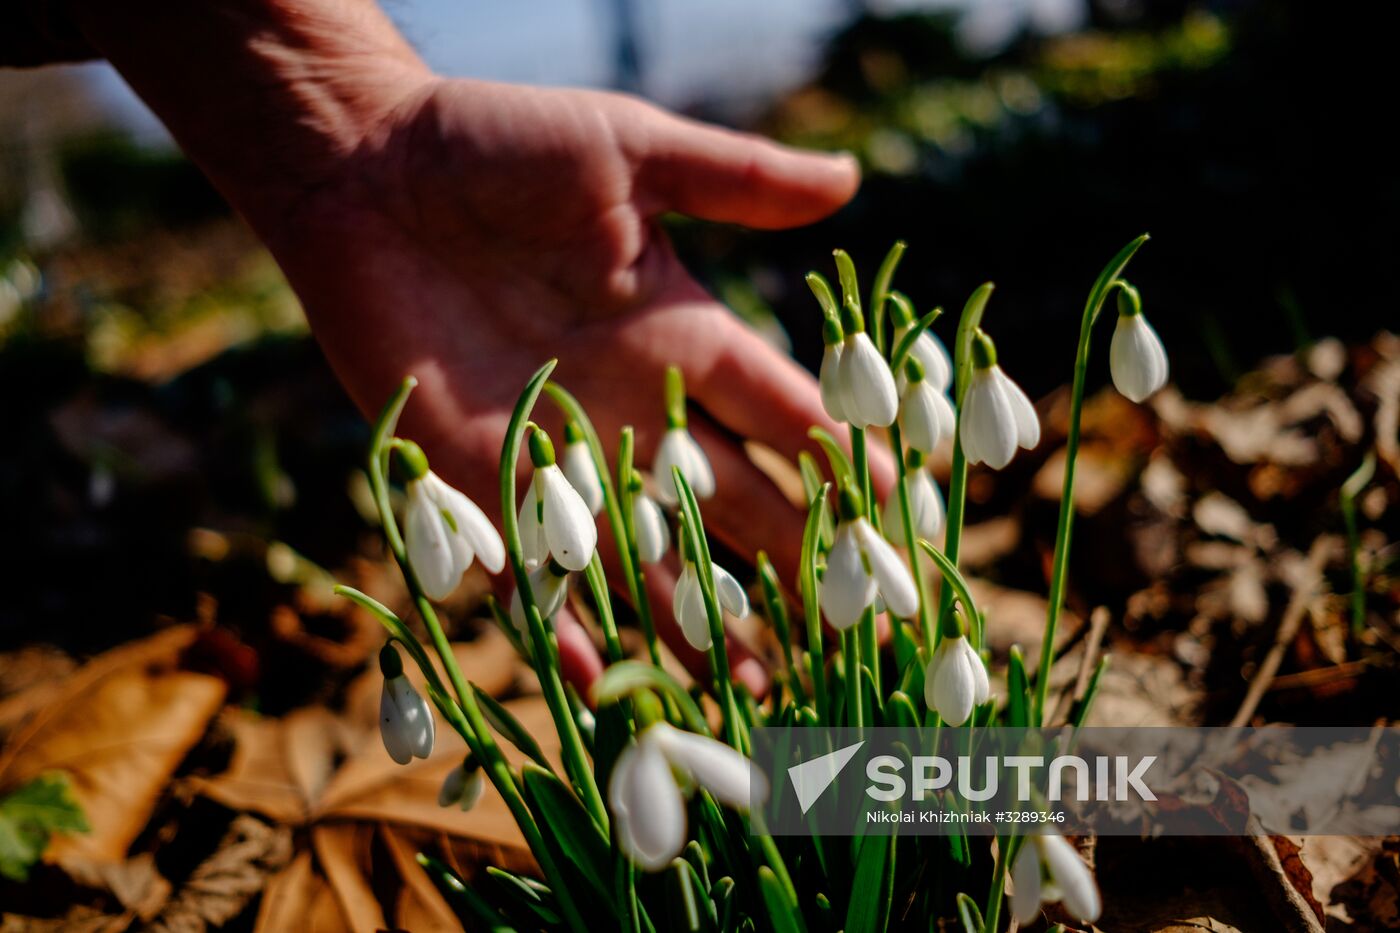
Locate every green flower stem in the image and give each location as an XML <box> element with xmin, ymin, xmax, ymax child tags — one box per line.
<box><xmin>843</xmin><ymin>628</ymin><xmax>864</xmax><ymax>729</ymax></box>
<box><xmin>916</xmin><ymin>541</ymin><xmax>982</xmax><ymax>643</ymax></box>
<box><xmin>500</xmin><ymin>362</ymin><xmax>608</xmax><ymax>830</ymax></box>
<box><xmin>981</xmin><ymin>832</ymin><xmax>1019</xmax><ymax>932</ymax></box>
<box><xmin>673</xmin><ymin>469</ymin><xmax>745</xmax><ymax>751</ymax></box>
<box><xmin>757</xmin><ymin>552</ymin><xmax>806</xmax><ymax>707</ymax></box>
<box><xmin>850</xmin><ymin>426</ymin><xmax>881</xmax><ymax>696</ymax></box>
<box><xmin>800</xmin><ymin>485</ymin><xmax>831</xmax><ymax>723</ymax></box>
<box><xmin>888</xmin><ymin>422</ymin><xmax>935</xmax><ymax>655</ymax></box>
<box><xmin>1033</xmin><ymin>235</ymin><xmax>1149</xmax><ymax>725</ymax></box>
<box><xmin>615</xmin><ymin>427</ymin><xmax>662</xmax><ymax>665</ymax></box>
<box><xmin>936</xmin><ymin>283</ymin><xmax>995</xmax><ymax>646</ymax></box>
<box><xmin>364</xmin><ymin>377</ymin><xmax>588</xmax><ymax>933</ymax></box>
<box><xmin>869</xmin><ymin>240</ymin><xmax>907</xmax><ymax>355</ymax></box>
<box><xmin>584</xmin><ymin>555</ymin><xmax>625</xmax><ymax>663</ymax></box>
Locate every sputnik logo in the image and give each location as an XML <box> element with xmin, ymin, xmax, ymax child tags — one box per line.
<box><xmin>788</xmin><ymin>741</ymin><xmax>865</xmax><ymax>814</ymax></box>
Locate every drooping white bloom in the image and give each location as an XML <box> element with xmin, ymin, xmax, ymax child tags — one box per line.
<box><xmin>820</xmin><ymin>489</ymin><xmax>919</xmax><ymax>629</ymax></box>
<box><xmin>519</xmin><ymin>430</ymin><xmax>597</xmax><ymax>572</ymax></box>
<box><xmin>923</xmin><ymin>633</ymin><xmax>990</xmax><ymax>727</ymax></box>
<box><xmin>837</xmin><ymin>332</ymin><xmax>899</xmax><ymax>429</ymax></box>
<box><xmin>378</xmin><ymin>646</ymin><xmax>434</xmax><ymax>765</ymax></box>
<box><xmin>895</xmin><ymin>323</ymin><xmax>952</xmax><ymax>393</ymax></box>
<box><xmin>438</xmin><ymin>758</ymin><xmax>485</xmax><ymax>810</ymax></box>
<box><xmin>673</xmin><ymin>558</ymin><xmax>749</xmax><ymax>651</ymax></box>
<box><xmin>561</xmin><ymin>431</ymin><xmax>604</xmax><ymax>516</ymax></box>
<box><xmin>1110</xmin><ymin>309</ymin><xmax>1169</xmax><ymax>403</ymax></box>
<box><xmin>632</xmin><ymin>485</ymin><xmax>671</xmax><ymax>564</ymax></box>
<box><xmin>610</xmin><ymin>723</ymin><xmax>768</xmax><ymax>871</ymax></box>
<box><xmin>882</xmin><ymin>467</ymin><xmax>945</xmax><ymax>547</ymax></box>
<box><xmin>509</xmin><ymin>562</ymin><xmax>571</xmax><ymax>636</ymax></box>
<box><xmin>401</xmin><ymin>455</ymin><xmax>505</xmax><ymax>601</ymax></box>
<box><xmin>819</xmin><ymin>341</ymin><xmax>849</xmax><ymax>423</ymax></box>
<box><xmin>654</xmin><ymin>427</ymin><xmax>715</xmax><ymax>506</ymax></box>
<box><xmin>959</xmin><ymin>331</ymin><xmax>1040</xmax><ymax>470</ymax></box>
<box><xmin>1011</xmin><ymin>830</ymin><xmax>1103</xmax><ymax>925</ymax></box>
<box><xmin>899</xmin><ymin>359</ymin><xmax>957</xmax><ymax>454</ymax></box>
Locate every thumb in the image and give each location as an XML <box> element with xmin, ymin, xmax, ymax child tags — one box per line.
<box><xmin>634</xmin><ymin>109</ymin><xmax>860</xmax><ymax>228</ymax></box>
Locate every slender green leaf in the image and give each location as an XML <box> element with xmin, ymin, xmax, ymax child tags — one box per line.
<box><xmin>807</xmin><ymin>427</ymin><xmax>854</xmax><ymax>488</ymax></box>
<box><xmin>1004</xmin><ymin>646</ymin><xmax>1030</xmax><ymax>729</ymax></box>
<box><xmin>593</xmin><ymin>661</ymin><xmax>710</xmax><ymax>736</ymax></box>
<box><xmin>758</xmin><ymin>866</ymin><xmax>808</xmax><ymax>933</ymax></box>
<box><xmin>477</xmin><ymin>688</ymin><xmax>551</xmax><ymax>768</ymax></box>
<box><xmin>486</xmin><ymin>866</ymin><xmax>561</xmax><ymax>926</ymax></box>
<box><xmin>955</xmin><ymin>893</ymin><xmax>985</xmax><ymax>933</ymax></box>
<box><xmin>845</xmin><ymin>833</ymin><xmax>895</xmax><ymax>933</ymax></box>
<box><xmin>419</xmin><ymin>853</ymin><xmax>518</xmax><ymax>932</ymax></box>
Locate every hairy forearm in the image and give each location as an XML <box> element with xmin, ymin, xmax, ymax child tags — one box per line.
<box><xmin>35</xmin><ymin>0</ymin><xmax>432</xmax><ymax>225</ymax></box>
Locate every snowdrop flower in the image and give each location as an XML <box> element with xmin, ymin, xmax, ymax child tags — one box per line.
<box><xmin>891</xmin><ymin>298</ymin><xmax>952</xmax><ymax>392</ymax></box>
<box><xmin>923</xmin><ymin>630</ymin><xmax>990</xmax><ymax>727</ymax></box>
<box><xmin>1011</xmin><ymin>830</ymin><xmax>1102</xmax><ymax>925</ymax></box>
<box><xmin>560</xmin><ymin>421</ymin><xmax>604</xmax><ymax>516</ymax></box>
<box><xmin>882</xmin><ymin>453</ymin><xmax>945</xmax><ymax>546</ymax></box>
<box><xmin>652</xmin><ymin>365</ymin><xmax>715</xmax><ymax>506</ymax></box>
<box><xmin>609</xmin><ymin>722</ymin><xmax>768</xmax><ymax>871</ymax></box>
<box><xmin>673</xmin><ymin>538</ymin><xmax>749</xmax><ymax>651</ymax></box>
<box><xmin>628</xmin><ymin>471</ymin><xmax>671</xmax><ymax>564</ymax></box>
<box><xmin>818</xmin><ymin>316</ymin><xmax>849</xmax><ymax>423</ymax></box>
<box><xmin>899</xmin><ymin>357</ymin><xmax>956</xmax><ymax>454</ymax></box>
<box><xmin>396</xmin><ymin>441</ymin><xmax>505</xmax><ymax>601</ymax></box>
<box><xmin>518</xmin><ymin>428</ymin><xmax>597</xmax><ymax>572</ymax></box>
<box><xmin>837</xmin><ymin>315</ymin><xmax>899</xmax><ymax>429</ymax></box>
<box><xmin>378</xmin><ymin>644</ymin><xmax>434</xmax><ymax>765</ymax></box>
<box><xmin>438</xmin><ymin>756</ymin><xmax>485</xmax><ymax>811</ymax></box>
<box><xmin>820</xmin><ymin>485</ymin><xmax>919</xmax><ymax>629</ymax></box>
<box><xmin>959</xmin><ymin>330</ymin><xmax>1040</xmax><ymax>470</ymax></box>
<box><xmin>1109</xmin><ymin>283</ymin><xmax>1168</xmax><ymax>403</ymax></box>
<box><xmin>509</xmin><ymin>561</ymin><xmax>571</xmax><ymax>637</ymax></box>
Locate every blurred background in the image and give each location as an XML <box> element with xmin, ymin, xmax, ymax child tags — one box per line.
<box><xmin>0</xmin><ymin>0</ymin><xmax>1393</xmax><ymax>660</ymax></box>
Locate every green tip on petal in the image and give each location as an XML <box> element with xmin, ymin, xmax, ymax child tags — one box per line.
<box><xmin>838</xmin><ymin>481</ymin><xmax>865</xmax><ymax>522</ymax></box>
<box><xmin>665</xmin><ymin>365</ymin><xmax>687</xmax><ymax>429</ymax></box>
<box><xmin>905</xmin><ymin>448</ymin><xmax>926</xmax><ymax>471</ymax></box>
<box><xmin>971</xmin><ymin>329</ymin><xmax>998</xmax><ymax>370</ymax></box>
<box><xmin>1116</xmin><ymin>281</ymin><xmax>1143</xmax><ymax>318</ymax></box>
<box><xmin>390</xmin><ymin>439</ymin><xmax>430</xmax><ymax>482</ymax></box>
<box><xmin>546</xmin><ymin>558</ymin><xmax>571</xmax><ymax>577</ymax></box>
<box><xmin>839</xmin><ymin>297</ymin><xmax>865</xmax><ymax>336</ymax></box>
<box><xmin>628</xmin><ymin>468</ymin><xmax>645</xmax><ymax>493</ymax></box>
<box><xmin>563</xmin><ymin>420</ymin><xmax>584</xmax><ymax>443</ymax></box>
<box><xmin>822</xmin><ymin>316</ymin><xmax>845</xmax><ymax>347</ymax></box>
<box><xmin>904</xmin><ymin>355</ymin><xmax>925</xmax><ymax>384</ymax></box>
<box><xmin>378</xmin><ymin>642</ymin><xmax>404</xmax><ymax>678</ymax></box>
<box><xmin>528</xmin><ymin>428</ymin><xmax>556</xmax><ymax>467</ymax></box>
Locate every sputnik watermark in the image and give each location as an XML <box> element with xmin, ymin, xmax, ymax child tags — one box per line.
<box><xmin>753</xmin><ymin>726</ymin><xmax>1400</xmax><ymax>837</ymax></box>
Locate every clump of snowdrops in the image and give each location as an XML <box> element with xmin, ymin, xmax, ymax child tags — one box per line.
<box><xmin>335</xmin><ymin>235</ymin><xmax>1166</xmax><ymax>932</ymax></box>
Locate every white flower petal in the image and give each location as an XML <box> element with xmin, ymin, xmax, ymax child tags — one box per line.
<box><xmin>820</xmin><ymin>523</ymin><xmax>876</xmax><ymax>630</ymax></box>
<box><xmin>517</xmin><ymin>482</ymin><xmax>548</xmax><ymax>571</ymax></box>
<box><xmin>713</xmin><ymin>563</ymin><xmax>750</xmax><ymax>620</ymax></box>
<box><xmin>898</xmin><ymin>326</ymin><xmax>952</xmax><ymax>392</ymax></box>
<box><xmin>820</xmin><ymin>343</ymin><xmax>849</xmax><ymax>423</ymax></box>
<box><xmin>404</xmin><ymin>480</ymin><xmax>462</xmax><ymax>601</ymax></box>
<box><xmin>994</xmin><ymin>367</ymin><xmax>1041</xmax><ymax>450</ymax></box>
<box><xmin>1110</xmin><ymin>313</ymin><xmax>1169</xmax><ymax>402</ymax></box>
<box><xmin>539</xmin><ymin>465</ymin><xmax>597</xmax><ymax>571</ymax></box>
<box><xmin>427</xmin><ymin>473</ymin><xmax>505</xmax><ymax>575</ymax></box>
<box><xmin>927</xmin><ymin>637</ymin><xmax>979</xmax><ymax>726</ymax></box>
<box><xmin>509</xmin><ymin>566</ymin><xmax>569</xmax><ymax>636</ymax></box>
<box><xmin>650</xmin><ymin>725</ymin><xmax>768</xmax><ymax>809</ymax></box>
<box><xmin>562</xmin><ymin>440</ymin><xmax>605</xmax><ymax>516</ymax></box>
<box><xmin>857</xmin><ymin>520</ymin><xmax>918</xmax><ymax>619</ymax></box>
<box><xmin>882</xmin><ymin>471</ymin><xmax>945</xmax><ymax>547</ymax></box>
<box><xmin>438</xmin><ymin>764</ymin><xmax>485</xmax><ymax>810</ymax></box>
<box><xmin>655</xmin><ymin>428</ymin><xmax>715</xmax><ymax>504</ymax></box>
<box><xmin>673</xmin><ymin>563</ymin><xmax>712</xmax><ymax>650</ymax></box>
<box><xmin>1011</xmin><ymin>840</ymin><xmax>1044</xmax><ymax>924</ymax></box>
<box><xmin>633</xmin><ymin>492</ymin><xmax>670</xmax><ymax>564</ymax></box>
<box><xmin>609</xmin><ymin>737</ymin><xmax>687</xmax><ymax>872</ymax></box>
<box><xmin>839</xmin><ymin>334</ymin><xmax>898</xmax><ymax>428</ymax></box>
<box><xmin>380</xmin><ymin>675</ymin><xmax>434</xmax><ymax>763</ymax></box>
<box><xmin>900</xmin><ymin>380</ymin><xmax>947</xmax><ymax>453</ymax></box>
<box><xmin>1038</xmin><ymin>832</ymin><xmax>1102</xmax><ymax>922</ymax></box>
<box><xmin>960</xmin><ymin>368</ymin><xmax>1018</xmax><ymax>469</ymax></box>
